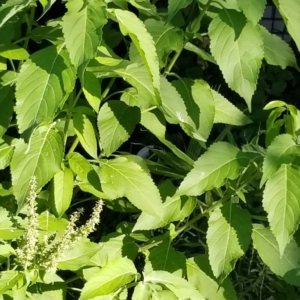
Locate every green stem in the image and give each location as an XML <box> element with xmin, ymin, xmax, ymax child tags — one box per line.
<box><xmin>189</xmin><ymin>0</ymin><xmax>214</xmax><ymax>33</ymax></box>
<box><xmin>141</xmin><ymin>106</ymin><xmax>157</xmax><ymax>114</ymax></box>
<box><xmin>65</xmin><ymin>275</ymin><xmax>80</xmax><ymax>284</ymax></box>
<box><xmin>139</xmin><ymin>239</ymin><xmax>163</xmax><ymax>252</ymax></box>
<box><xmin>164</xmin><ymin>49</ymin><xmax>183</xmax><ymax>76</ymax></box>
<box><xmin>67</xmin><ymin>137</ymin><xmax>79</xmax><ymax>156</ymax></box>
<box><xmin>101</xmin><ymin>78</ymin><xmax>116</xmax><ymax>101</ymax></box>
<box><xmin>67</xmin><ymin>287</ymin><xmax>82</xmax><ymax>292</ymax></box>
<box><xmin>8</xmin><ymin>59</ymin><xmax>16</xmax><ymax>72</ymax></box>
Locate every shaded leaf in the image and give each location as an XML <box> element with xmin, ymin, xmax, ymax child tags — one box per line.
<box><xmin>0</xmin><ymin>85</ymin><xmax>14</xmax><ymax>138</ymax></box>
<box><xmin>167</xmin><ymin>0</ymin><xmax>192</xmax><ymax>22</ymax></box>
<box><xmin>0</xmin><ymin>207</ymin><xmax>24</xmax><ymax>240</ymax></box>
<box><xmin>0</xmin><ymin>271</ymin><xmax>22</xmax><ymax>294</ymax></box>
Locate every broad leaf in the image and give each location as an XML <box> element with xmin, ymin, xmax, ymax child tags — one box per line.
<box><xmin>167</xmin><ymin>0</ymin><xmax>192</xmax><ymax>22</ymax></box>
<box><xmin>98</xmin><ymin>101</ymin><xmax>141</xmax><ymax>156</ymax></box>
<box><xmin>144</xmin><ymin>270</ymin><xmax>205</xmax><ymax>300</ymax></box>
<box><xmin>73</xmin><ymin>113</ymin><xmax>98</xmax><ymax>158</ymax></box>
<box><xmin>252</xmin><ymin>224</ymin><xmax>300</xmax><ymax>287</ymax></box>
<box><xmin>209</xmin><ymin>10</ymin><xmax>263</xmax><ymax>110</ymax></box>
<box><xmin>11</xmin><ymin>126</ymin><xmax>64</xmax><ymax>211</ymax></box>
<box><xmin>277</xmin><ymin>0</ymin><xmax>300</xmax><ymax>51</ymax></box>
<box><xmin>261</xmin><ymin>134</ymin><xmax>297</xmax><ymax>186</ymax></box>
<box><xmin>0</xmin><ymin>271</ymin><xmax>22</xmax><ymax>294</ymax></box>
<box><xmin>260</xmin><ymin>26</ymin><xmax>298</xmax><ymax>69</ymax></box>
<box><xmin>0</xmin><ymin>207</ymin><xmax>24</xmax><ymax>239</ymax></box>
<box><xmin>184</xmin><ymin>42</ymin><xmax>216</xmax><ymax>64</ymax></box>
<box><xmin>62</xmin><ymin>0</ymin><xmax>107</xmax><ymax>72</ymax></box>
<box><xmin>237</xmin><ymin>0</ymin><xmax>266</xmax><ymax>24</ymax></box>
<box><xmin>212</xmin><ymin>90</ymin><xmax>252</xmax><ymax>125</ymax></box>
<box><xmin>81</xmin><ymin>71</ymin><xmax>101</xmax><ymax>112</ymax></box>
<box><xmin>79</xmin><ymin>257</ymin><xmax>137</xmax><ymax>299</ymax></box>
<box><xmin>263</xmin><ymin>164</ymin><xmax>300</xmax><ymax>256</ymax></box>
<box><xmin>114</xmin><ymin>9</ymin><xmax>160</xmax><ymax>102</ymax></box>
<box><xmin>0</xmin><ymin>138</ymin><xmax>13</xmax><ymax>170</ymax></box>
<box><xmin>15</xmin><ymin>45</ymin><xmax>76</xmax><ymax>134</ymax></box>
<box><xmin>99</xmin><ymin>157</ymin><xmax>163</xmax><ymax>217</ymax></box>
<box><xmin>0</xmin><ymin>44</ymin><xmax>29</xmax><ymax>60</ymax></box>
<box><xmin>51</xmin><ymin>167</ymin><xmax>74</xmax><ymax>218</ymax></box>
<box><xmin>187</xmin><ymin>255</ymin><xmax>237</xmax><ymax>300</ymax></box>
<box><xmin>132</xmin><ymin>282</ymin><xmax>151</xmax><ymax>300</ymax></box>
<box><xmin>207</xmin><ymin>202</ymin><xmax>252</xmax><ymax>280</ymax></box>
<box><xmin>145</xmin><ymin>19</ymin><xmax>183</xmax><ymax>68</ymax></box>
<box><xmin>176</xmin><ymin>142</ymin><xmax>241</xmax><ymax>197</ymax></box>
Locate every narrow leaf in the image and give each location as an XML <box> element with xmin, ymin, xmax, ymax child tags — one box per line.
<box><xmin>263</xmin><ymin>164</ymin><xmax>300</xmax><ymax>256</ymax></box>
<box><xmin>207</xmin><ymin>202</ymin><xmax>252</xmax><ymax>279</ymax></box>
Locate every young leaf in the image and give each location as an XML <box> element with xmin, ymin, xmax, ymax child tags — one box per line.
<box><xmin>175</xmin><ymin>142</ymin><xmax>241</xmax><ymax>197</ymax></box>
<box><xmin>145</xmin><ymin>19</ymin><xmax>183</xmax><ymax>68</ymax></box>
<box><xmin>132</xmin><ymin>282</ymin><xmax>151</xmax><ymax>300</ymax></box>
<box><xmin>207</xmin><ymin>202</ymin><xmax>252</xmax><ymax>280</ymax></box>
<box><xmin>167</xmin><ymin>0</ymin><xmax>192</xmax><ymax>22</ymax></box>
<box><xmin>11</xmin><ymin>126</ymin><xmax>64</xmax><ymax>212</ymax></box>
<box><xmin>114</xmin><ymin>9</ymin><xmax>160</xmax><ymax>102</ymax></box>
<box><xmin>187</xmin><ymin>255</ymin><xmax>237</xmax><ymax>300</ymax></box>
<box><xmin>263</xmin><ymin>164</ymin><xmax>300</xmax><ymax>256</ymax></box>
<box><xmin>15</xmin><ymin>45</ymin><xmax>76</xmax><ymax>134</ymax></box>
<box><xmin>260</xmin><ymin>26</ymin><xmax>298</xmax><ymax>70</ymax></box>
<box><xmin>51</xmin><ymin>167</ymin><xmax>74</xmax><ymax>218</ymax></box>
<box><xmin>144</xmin><ymin>270</ymin><xmax>205</xmax><ymax>300</ymax></box>
<box><xmin>79</xmin><ymin>257</ymin><xmax>137</xmax><ymax>299</ymax></box>
<box><xmin>62</xmin><ymin>0</ymin><xmax>107</xmax><ymax>72</ymax></box>
<box><xmin>252</xmin><ymin>224</ymin><xmax>300</xmax><ymax>287</ymax></box>
<box><xmin>212</xmin><ymin>90</ymin><xmax>252</xmax><ymax>125</ymax></box>
<box><xmin>209</xmin><ymin>11</ymin><xmax>263</xmax><ymax>110</ymax></box>
<box><xmin>73</xmin><ymin>113</ymin><xmax>98</xmax><ymax>159</ymax></box>
<box><xmin>277</xmin><ymin>0</ymin><xmax>300</xmax><ymax>51</ymax></box>
<box><xmin>99</xmin><ymin>157</ymin><xmax>163</xmax><ymax>218</ymax></box>
<box><xmin>98</xmin><ymin>101</ymin><xmax>141</xmax><ymax>156</ymax></box>
<box><xmin>261</xmin><ymin>134</ymin><xmax>297</xmax><ymax>186</ymax></box>
<box><xmin>237</xmin><ymin>0</ymin><xmax>266</xmax><ymax>24</ymax></box>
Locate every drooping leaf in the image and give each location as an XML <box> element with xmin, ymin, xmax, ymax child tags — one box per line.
<box><xmin>50</xmin><ymin>167</ymin><xmax>74</xmax><ymax>218</ymax></box>
<box><xmin>114</xmin><ymin>9</ymin><xmax>160</xmax><ymax>103</ymax></box>
<box><xmin>167</xmin><ymin>0</ymin><xmax>192</xmax><ymax>22</ymax></box>
<box><xmin>260</xmin><ymin>26</ymin><xmax>298</xmax><ymax>69</ymax></box>
<box><xmin>62</xmin><ymin>0</ymin><xmax>107</xmax><ymax>72</ymax></box>
<box><xmin>99</xmin><ymin>157</ymin><xmax>163</xmax><ymax>217</ymax></box>
<box><xmin>175</xmin><ymin>142</ymin><xmax>241</xmax><ymax>197</ymax></box>
<box><xmin>15</xmin><ymin>45</ymin><xmax>76</xmax><ymax>134</ymax></box>
<box><xmin>187</xmin><ymin>255</ymin><xmax>237</xmax><ymax>300</ymax></box>
<box><xmin>207</xmin><ymin>202</ymin><xmax>252</xmax><ymax>280</ymax></box>
<box><xmin>261</xmin><ymin>134</ymin><xmax>297</xmax><ymax>186</ymax></box>
<box><xmin>73</xmin><ymin>113</ymin><xmax>98</xmax><ymax>158</ymax></box>
<box><xmin>0</xmin><ymin>0</ymin><xmax>33</xmax><ymax>28</ymax></box>
<box><xmin>144</xmin><ymin>270</ymin><xmax>205</xmax><ymax>300</ymax></box>
<box><xmin>252</xmin><ymin>224</ymin><xmax>300</xmax><ymax>287</ymax></box>
<box><xmin>263</xmin><ymin>164</ymin><xmax>300</xmax><ymax>256</ymax></box>
<box><xmin>277</xmin><ymin>0</ymin><xmax>300</xmax><ymax>51</ymax></box>
<box><xmin>11</xmin><ymin>126</ymin><xmax>64</xmax><ymax>212</ymax></box>
<box><xmin>79</xmin><ymin>257</ymin><xmax>137</xmax><ymax>299</ymax></box>
<box><xmin>237</xmin><ymin>0</ymin><xmax>266</xmax><ymax>24</ymax></box>
<box><xmin>98</xmin><ymin>101</ymin><xmax>141</xmax><ymax>156</ymax></box>
<box><xmin>212</xmin><ymin>90</ymin><xmax>252</xmax><ymax>125</ymax></box>
<box><xmin>145</xmin><ymin>19</ymin><xmax>183</xmax><ymax>68</ymax></box>
<box><xmin>209</xmin><ymin>10</ymin><xmax>263</xmax><ymax>110</ymax></box>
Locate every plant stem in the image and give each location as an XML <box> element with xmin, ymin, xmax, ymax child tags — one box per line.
<box><xmin>67</xmin><ymin>137</ymin><xmax>79</xmax><ymax>156</ymax></box>
<box><xmin>101</xmin><ymin>78</ymin><xmax>116</xmax><ymax>101</ymax></box>
<box><xmin>67</xmin><ymin>287</ymin><xmax>82</xmax><ymax>292</ymax></box>
<box><xmin>65</xmin><ymin>274</ymin><xmax>80</xmax><ymax>284</ymax></box>
<box><xmin>164</xmin><ymin>49</ymin><xmax>183</xmax><ymax>75</ymax></box>
<box><xmin>141</xmin><ymin>106</ymin><xmax>157</xmax><ymax>114</ymax></box>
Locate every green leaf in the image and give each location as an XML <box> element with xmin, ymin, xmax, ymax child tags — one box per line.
<box><xmin>0</xmin><ymin>0</ymin><xmax>33</xmax><ymax>28</ymax></box>
<box><xmin>176</xmin><ymin>142</ymin><xmax>240</xmax><ymax>197</ymax></box>
<box><xmin>79</xmin><ymin>257</ymin><xmax>137</xmax><ymax>299</ymax></box>
<box><xmin>0</xmin><ymin>44</ymin><xmax>29</xmax><ymax>60</ymax></box>
<box><xmin>237</xmin><ymin>0</ymin><xmax>266</xmax><ymax>24</ymax></box>
<box><xmin>0</xmin><ymin>85</ymin><xmax>14</xmax><ymax>138</ymax></box>
<box><xmin>114</xmin><ymin>9</ymin><xmax>160</xmax><ymax>103</ymax></box>
<box><xmin>207</xmin><ymin>202</ymin><xmax>252</xmax><ymax>280</ymax></box>
<box><xmin>263</xmin><ymin>164</ymin><xmax>300</xmax><ymax>256</ymax></box>
<box><xmin>57</xmin><ymin>239</ymin><xmax>100</xmax><ymax>271</ymax></box>
<box><xmin>0</xmin><ymin>138</ymin><xmax>13</xmax><ymax>170</ymax></box>
<box><xmin>11</xmin><ymin>126</ymin><xmax>64</xmax><ymax>212</ymax></box>
<box><xmin>0</xmin><ymin>207</ymin><xmax>24</xmax><ymax>239</ymax></box>
<box><xmin>81</xmin><ymin>71</ymin><xmax>101</xmax><ymax>112</ymax></box>
<box><xmin>132</xmin><ymin>282</ymin><xmax>151</xmax><ymax>300</ymax></box>
<box><xmin>73</xmin><ymin>113</ymin><xmax>98</xmax><ymax>158</ymax></box>
<box><xmin>98</xmin><ymin>101</ymin><xmax>141</xmax><ymax>156</ymax></box>
<box><xmin>15</xmin><ymin>45</ymin><xmax>76</xmax><ymax>134</ymax></box>
<box><xmin>50</xmin><ymin>167</ymin><xmax>74</xmax><ymax>218</ymax></box>
<box><xmin>187</xmin><ymin>255</ymin><xmax>237</xmax><ymax>300</ymax></box>
<box><xmin>62</xmin><ymin>0</ymin><xmax>107</xmax><ymax>72</ymax></box>
<box><xmin>212</xmin><ymin>90</ymin><xmax>252</xmax><ymax>125</ymax></box>
<box><xmin>252</xmin><ymin>224</ymin><xmax>300</xmax><ymax>287</ymax></box>
<box><xmin>260</xmin><ymin>26</ymin><xmax>298</xmax><ymax>70</ymax></box>
<box><xmin>261</xmin><ymin>134</ymin><xmax>297</xmax><ymax>186</ymax></box>
<box><xmin>209</xmin><ymin>11</ymin><xmax>263</xmax><ymax>110</ymax></box>
<box><xmin>145</xmin><ymin>19</ymin><xmax>183</xmax><ymax>68</ymax></box>
<box><xmin>144</xmin><ymin>270</ymin><xmax>205</xmax><ymax>300</ymax></box>
<box><xmin>0</xmin><ymin>271</ymin><xmax>22</xmax><ymax>294</ymax></box>
<box><xmin>99</xmin><ymin>157</ymin><xmax>163</xmax><ymax>217</ymax></box>
<box><xmin>277</xmin><ymin>0</ymin><xmax>300</xmax><ymax>51</ymax></box>
<box><xmin>184</xmin><ymin>42</ymin><xmax>216</xmax><ymax>64</ymax></box>
<box><xmin>167</xmin><ymin>0</ymin><xmax>192</xmax><ymax>22</ymax></box>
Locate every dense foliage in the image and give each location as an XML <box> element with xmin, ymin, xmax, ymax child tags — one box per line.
<box><xmin>0</xmin><ymin>0</ymin><xmax>300</xmax><ymax>299</ymax></box>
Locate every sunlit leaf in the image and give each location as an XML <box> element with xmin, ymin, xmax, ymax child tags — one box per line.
<box><xmin>237</xmin><ymin>0</ymin><xmax>266</xmax><ymax>24</ymax></box>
